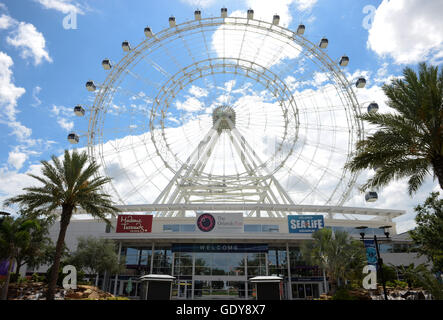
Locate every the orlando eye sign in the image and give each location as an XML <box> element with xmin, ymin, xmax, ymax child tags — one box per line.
<box><xmin>288</xmin><ymin>215</ymin><xmax>325</xmax><ymax>234</ymax></box>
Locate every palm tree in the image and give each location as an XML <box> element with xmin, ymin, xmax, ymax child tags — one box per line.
<box><xmin>301</xmin><ymin>228</ymin><xmax>365</xmax><ymax>294</ymax></box>
<box><xmin>0</xmin><ymin>216</ymin><xmax>40</xmax><ymax>300</ymax></box>
<box><xmin>346</xmin><ymin>62</ymin><xmax>443</xmax><ymax>195</ymax></box>
<box><xmin>4</xmin><ymin>150</ymin><xmax>120</xmax><ymax>300</ymax></box>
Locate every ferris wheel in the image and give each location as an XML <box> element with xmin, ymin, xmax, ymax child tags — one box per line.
<box><xmin>71</xmin><ymin>8</ymin><xmax>370</xmax><ymax>218</ymax></box>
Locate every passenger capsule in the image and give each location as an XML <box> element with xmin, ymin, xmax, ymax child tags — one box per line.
<box><xmin>221</xmin><ymin>8</ymin><xmax>228</xmax><ymax>18</ymax></box>
<box><xmin>169</xmin><ymin>16</ymin><xmax>176</xmax><ymax>28</ymax></box>
<box><xmin>368</xmin><ymin>102</ymin><xmax>379</xmax><ymax>114</ymax></box>
<box><xmin>273</xmin><ymin>15</ymin><xmax>280</xmax><ymax>26</ymax></box>
<box><xmin>74</xmin><ymin>105</ymin><xmax>85</xmax><ymax>117</ymax></box>
<box><xmin>194</xmin><ymin>10</ymin><xmax>201</xmax><ymax>20</ymax></box>
<box><xmin>319</xmin><ymin>38</ymin><xmax>329</xmax><ymax>49</ymax></box>
<box><xmin>86</xmin><ymin>80</ymin><xmax>96</xmax><ymax>92</ymax></box>
<box><xmin>365</xmin><ymin>192</ymin><xmax>378</xmax><ymax>203</ymax></box>
<box><xmin>356</xmin><ymin>77</ymin><xmax>367</xmax><ymax>89</ymax></box>
<box><xmin>297</xmin><ymin>24</ymin><xmax>305</xmax><ymax>35</ymax></box>
<box><xmin>122</xmin><ymin>41</ymin><xmax>131</xmax><ymax>52</ymax></box>
<box><xmin>144</xmin><ymin>27</ymin><xmax>153</xmax><ymax>38</ymax></box>
<box><xmin>102</xmin><ymin>59</ymin><xmax>112</xmax><ymax>70</ymax></box>
<box><xmin>339</xmin><ymin>55</ymin><xmax>349</xmax><ymax>67</ymax></box>
<box><xmin>67</xmin><ymin>133</ymin><xmax>79</xmax><ymax>145</ymax></box>
<box><xmin>247</xmin><ymin>9</ymin><xmax>254</xmax><ymax>20</ymax></box>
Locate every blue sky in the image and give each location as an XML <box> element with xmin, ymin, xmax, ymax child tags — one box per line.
<box><xmin>0</xmin><ymin>0</ymin><xmax>442</xmax><ymax>233</ymax></box>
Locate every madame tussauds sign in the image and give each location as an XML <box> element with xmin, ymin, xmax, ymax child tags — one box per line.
<box><xmin>116</xmin><ymin>215</ymin><xmax>153</xmax><ymax>233</ymax></box>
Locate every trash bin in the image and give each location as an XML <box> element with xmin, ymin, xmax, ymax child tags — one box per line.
<box><xmin>249</xmin><ymin>276</ymin><xmax>283</xmax><ymax>300</ymax></box>
<box><xmin>139</xmin><ymin>275</ymin><xmax>176</xmax><ymax>300</ymax></box>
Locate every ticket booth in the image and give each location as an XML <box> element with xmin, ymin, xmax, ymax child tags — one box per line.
<box><xmin>249</xmin><ymin>276</ymin><xmax>283</xmax><ymax>300</ymax></box>
<box><xmin>139</xmin><ymin>275</ymin><xmax>176</xmax><ymax>300</ymax></box>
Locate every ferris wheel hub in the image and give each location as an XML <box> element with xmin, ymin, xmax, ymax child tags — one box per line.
<box><xmin>212</xmin><ymin>105</ymin><xmax>236</xmax><ymax>131</ymax></box>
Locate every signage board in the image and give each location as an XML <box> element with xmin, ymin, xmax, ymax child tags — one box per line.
<box><xmin>363</xmin><ymin>240</ymin><xmax>378</xmax><ymax>266</ymax></box>
<box><xmin>196</xmin><ymin>212</ymin><xmax>243</xmax><ymax>233</ymax></box>
<box><xmin>172</xmin><ymin>243</ymin><xmax>268</xmax><ymax>253</ymax></box>
<box><xmin>116</xmin><ymin>215</ymin><xmax>153</xmax><ymax>233</ymax></box>
<box><xmin>288</xmin><ymin>215</ymin><xmax>325</xmax><ymax>234</ymax></box>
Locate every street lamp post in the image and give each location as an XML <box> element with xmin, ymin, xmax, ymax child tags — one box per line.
<box><xmin>356</xmin><ymin>226</ymin><xmax>392</xmax><ymax>300</ymax></box>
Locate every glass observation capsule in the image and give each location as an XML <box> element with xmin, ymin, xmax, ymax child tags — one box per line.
<box><xmin>339</xmin><ymin>55</ymin><xmax>349</xmax><ymax>67</ymax></box>
<box><xmin>74</xmin><ymin>105</ymin><xmax>85</xmax><ymax>116</ymax></box>
<box><xmin>144</xmin><ymin>27</ymin><xmax>153</xmax><ymax>38</ymax></box>
<box><xmin>86</xmin><ymin>80</ymin><xmax>96</xmax><ymax>92</ymax></box>
<box><xmin>319</xmin><ymin>38</ymin><xmax>329</xmax><ymax>49</ymax></box>
<box><xmin>122</xmin><ymin>41</ymin><xmax>131</xmax><ymax>52</ymax></box>
<box><xmin>68</xmin><ymin>133</ymin><xmax>79</xmax><ymax>144</ymax></box>
<box><xmin>102</xmin><ymin>59</ymin><xmax>112</xmax><ymax>70</ymax></box>
<box><xmin>365</xmin><ymin>192</ymin><xmax>378</xmax><ymax>203</ymax></box>
<box><xmin>221</xmin><ymin>8</ymin><xmax>228</xmax><ymax>18</ymax></box>
<box><xmin>356</xmin><ymin>77</ymin><xmax>366</xmax><ymax>89</ymax></box>
<box><xmin>273</xmin><ymin>15</ymin><xmax>280</xmax><ymax>26</ymax></box>
<box><xmin>368</xmin><ymin>102</ymin><xmax>379</xmax><ymax>114</ymax></box>
<box><xmin>297</xmin><ymin>24</ymin><xmax>305</xmax><ymax>35</ymax></box>
<box><xmin>194</xmin><ymin>10</ymin><xmax>202</xmax><ymax>20</ymax></box>
<box><xmin>169</xmin><ymin>16</ymin><xmax>176</xmax><ymax>28</ymax></box>
<box><xmin>247</xmin><ymin>9</ymin><xmax>254</xmax><ymax>20</ymax></box>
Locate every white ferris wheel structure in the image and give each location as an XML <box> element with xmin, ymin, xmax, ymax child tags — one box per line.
<box><xmin>69</xmin><ymin>8</ymin><xmax>404</xmax><ymax>223</ymax></box>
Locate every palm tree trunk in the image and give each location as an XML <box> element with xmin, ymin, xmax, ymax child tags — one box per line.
<box><xmin>46</xmin><ymin>206</ymin><xmax>73</xmax><ymax>300</ymax></box>
<box><xmin>432</xmin><ymin>156</ymin><xmax>443</xmax><ymax>189</ymax></box>
<box><xmin>1</xmin><ymin>257</ymin><xmax>14</xmax><ymax>300</ymax></box>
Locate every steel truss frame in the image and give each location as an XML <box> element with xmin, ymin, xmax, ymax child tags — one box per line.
<box><xmin>86</xmin><ymin>14</ymin><xmax>367</xmax><ymax>219</ymax></box>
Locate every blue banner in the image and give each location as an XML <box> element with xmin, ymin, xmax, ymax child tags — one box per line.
<box><xmin>363</xmin><ymin>240</ymin><xmax>378</xmax><ymax>266</ymax></box>
<box><xmin>288</xmin><ymin>215</ymin><xmax>324</xmax><ymax>234</ymax></box>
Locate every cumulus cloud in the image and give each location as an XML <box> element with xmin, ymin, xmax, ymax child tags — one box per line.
<box><xmin>35</xmin><ymin>0</ymin><xmax>84</xmax><ymax>15</ymax></box>
<box><xmin>367</xmin><ymin>0</ymin><xmax>443</xmax><ymax>64</ymax></box>
<box><xmin>6</xmin><ymin>21</ymin><xmax>52</xmax><ymax>65</ymax></box>
<box><xmin>8</xmin><ymin>151</ymin><xmax>28</xmax><ymax>171</ymax></box>
<box><xmin>0</xmin><ymin>52</ymin><xmax>26</xmax><ymax>122</ymax></box>
<box><xmin>0</xmin><ymin>13</ymin><xmax>17</xmax><ymax>29</ymax></box>
<box><xmin>57</xmin><ymin>117</ymin><xmax>74</xmax><ymax>132</ymax></box>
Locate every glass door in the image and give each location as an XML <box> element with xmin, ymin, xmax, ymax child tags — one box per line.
<box><xmin>176</xmin><ymin>280</ymin><xmax>192</xmax><ymax>299</ymax></box>
<box><xmin>292</xmin><ymin>283</ymin><xmax>320</xmax><ymax>300</ymax></box>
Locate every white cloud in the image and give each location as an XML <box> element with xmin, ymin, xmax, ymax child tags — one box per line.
<box><xmin>189</xmin><ymin>85</ymin><xmax>209</xmax><ymax>98</ymax></box>
<box><xmin>57</xmin><ymin>117</ymin><xmax>74</xmax><ymax>132</ymax></box>
<box><xmin>0</xmin><ymin>13</ymin><xmax>17</xmax><ymax>29</ymax></box>
<box><xmin>6</xmin><ymin>21</ymin><xmax>52</xmax><ymax>65</ymax></box>
<box><xmin>175</xmin><ymin>96</ymin><xmax>205</xmax><ymax>112</ymax></box>
<box><xmin>367</xmin><ymin>0</ymin><xmax>443</xmax><ymax>64</ymax></box>
<box><xmin>294</xmin><ymin>0</ymin><xmax>317</xmax><ymax>11</ymax></box>
<box><xmin>35</xmin><ymin>0</ymin><xmax>84</xmax><ymax>15</ymax></box>
<box><xmin>31</xmin><ymin>86</ymin><xmax>42</xmax><ymax>107</ymax></box>
<box><xmin>179</xmin><ymin>0</ymin><xmax>217</xmax><ymax>9</ymax></box>
<box><xmin>0</xmin><ymin>51</ymin><xmax>26</xmax><ymax>122</ymax></box>
<box><xmin>8</xmin><ymin>151</ymin><xmax>28</xmax><ymax>170</ymax></box>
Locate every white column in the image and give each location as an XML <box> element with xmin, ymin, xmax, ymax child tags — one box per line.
<box><xmin>191</xmin><ymin>253</ymin><xmax>195</xmax><ymax>300</ymax></box>
<box><xmin>286</xmin><ymin>243</ymin><xmax>293</xmax><ymax>300</ymax></box>
<box><xmin>113</xmin><ymin>241</ymin><xmax>122</xmax><ymax>296</ymax></box>
<box><xmin>150</xmin><ymin>243</ymin><xmax>155</xmax><ymax>274</ymax></box>
<box><xmin>244</xmin><ymin>253</ymin><xmax>248</xmax><ymax>300</ymax></box>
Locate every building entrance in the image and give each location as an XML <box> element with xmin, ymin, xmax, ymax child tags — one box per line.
<box><xmin>176</xmin><ymin>280</ymin><xmax>192</xmax><ymax>299</ymax></box>
<box><xmin>193</xmin><ymin>276</ymin><xmax>250</xmax><ymax>300</ymax></box>
<box><xmin>292</xmin><ymin>283</ymin><xmax>321</xmax><ymax>299</ymax></box>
